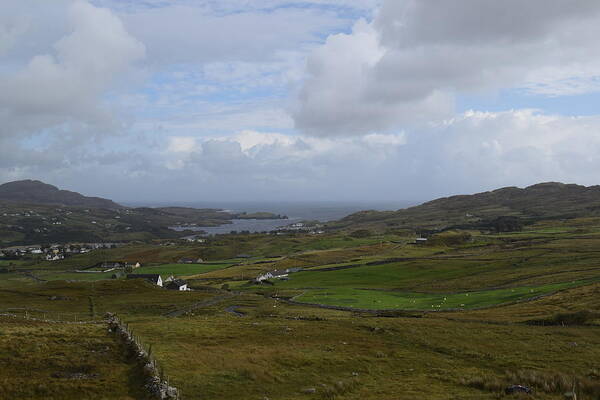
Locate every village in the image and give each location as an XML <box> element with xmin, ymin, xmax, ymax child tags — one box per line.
<box><xmin>0</xmin><ymin>242</ymin><xmax>125</xmax><ymax>261</ymax></box>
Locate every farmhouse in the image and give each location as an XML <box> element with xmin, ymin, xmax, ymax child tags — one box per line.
<box><xmin>255</xmin><ymin>271</ymin><xmax>273</xmax><ymax>282</ymax></box>
<box><xmin>127</xmin><ymin>274</ymin><xmax>163</xmax><ymax>287</ymax></box>
<box><xmin>165</xmin><ymin>279</ymin><xmax>188</xmax><ymax>291</ymax></box>
<box><xmin>414</xmin><ymin>238</ymin><xmax>428</xmax><ymax>245</ymax></box>
<box><xmin>255</xmin><ymin>268</ymin><xmax>302</xmax><ymax>283</ymax></box>
<box><xmin>92</xmin><ymin>261</ymin><xmax>126</xmax><ymax>269</ymax></box>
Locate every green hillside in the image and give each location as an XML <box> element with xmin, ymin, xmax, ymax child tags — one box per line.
<box><xmin>331</xmin><ymin>182</ymin><xmax>600</xmax><ymax>232</ymax></box>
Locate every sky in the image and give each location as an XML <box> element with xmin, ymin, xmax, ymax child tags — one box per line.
<box><xmin>1</xmin><ymin>0</ymin><xmax>600</xmax><ymax>203</ymax></box>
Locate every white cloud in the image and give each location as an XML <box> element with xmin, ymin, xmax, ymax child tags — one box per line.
<box><xmin>167</xmin><ymin>136</ymin><xmax>197</xmax><ymax>153</ymax></box>
<box><xmin>6</xmin><ymin>108</ymin><xmax>600</xmax><ymax>202</ymax></box>
<box><xmin>0</xmin><ymin>0</ymin><xmax>145</xmax><ymax>140</ymax></box>
<box><xmin>294</xmin><ymin>0</ymin><xmax>600</xmax><ymax>136</ymax></box>
<box><xmin>4</xmin><ymin>0</ymin><xmax>600</xmax><ymax>204</ymax></box>
<box><xmin>152</xmin><ymin>110</ymin><xmax>600</xmax><ymax>201</ymax></box>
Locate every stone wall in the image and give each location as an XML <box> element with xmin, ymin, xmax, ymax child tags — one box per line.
<box><xmin>106</xmin><ymin>313</ymin><xmax>180</xmax><ymax>400</ymax></box>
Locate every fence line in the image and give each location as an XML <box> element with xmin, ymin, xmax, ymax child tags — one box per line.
<box><xmin>0</xmin><ymin>309</ymin><xmax>102</xmax><ymax>324</ymax></box>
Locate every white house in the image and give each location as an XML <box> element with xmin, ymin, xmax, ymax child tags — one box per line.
<box><xmin>255</xmin><ymin>271</ymin><xmax>273</xmax><ymax>282</ymax></box>
<box><xmin>255</xmin><ymin>268</ymin><xmax>300</xmax><ymax>283</ymax></box>
<box><xmin>166</xmin><ymin>279</ymin><xmax>188</xmax><ymax>291</ymax></box>
<box><xmin>126</xmin><ymin>274</ymin><xmax>163</xmax><ymax>287</ymax></box>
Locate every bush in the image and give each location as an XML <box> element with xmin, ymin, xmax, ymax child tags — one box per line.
<box><xmin>428</xmin><ymin>231</ymin><xmax>472</xmax><ymax>246</ymax></box>
<box><xmin>487</xmin><ymin>216</ymin><xmax>524</xmax><ymax>232</ymax></box>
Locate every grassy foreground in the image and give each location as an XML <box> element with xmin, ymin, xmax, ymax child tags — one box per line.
<box><xmin>125</xmin><ymin>286</ymin><xmax>600</xmax><ymax>400</ymax></box>
<box><xmin>0</xmin><ymin>317</ymin><xmax>148</xmax><ymax>400</ymax></box>
<box><xmin>1</xmin><ymin>217</ymin><xmax>600</xmax><ymax>399</ymax></box>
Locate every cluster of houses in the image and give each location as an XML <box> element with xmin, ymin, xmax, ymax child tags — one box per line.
<box><xmin>183</xmin><ymin>236</ymin><xmax>206</xmax><ymax>243</ymax></box>
<box><xmin>1</xmin><ymin>210</ymin><xmax>43</xmax><ymax>218</ymax></box>
<box><xmin>273</xmin><ymin>222</ymin><xmax>325</xmax><ymax>235</ymax></box>
<box><xmin>74</xmin><ymin>262</ymin><xmax>190</xmax><ymax>291</ymax></box>
<box><xmin>0</xmin><ymin>243</ymin><xmax>124</xmax><ymax>261</ymax></box>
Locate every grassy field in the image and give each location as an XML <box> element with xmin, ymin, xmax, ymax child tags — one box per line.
<box><xmin>124</xmin><ymin>287</ymin><xmax>600</xmax><ymax>400</ymax></box>
<box><xmin>0</xmin><ymin>317</ymin><xmax>149</xmax><ymax>400</ymax></box>
<box><xmin>0</xmin><ymin>280</ymin><xmax>218</xmax><ymax>318</ymax></box>
<box><xmin>134</xmin><ymin>262</ymin><xmax>234</xmax><ymax>278</ymax></box>
<box><xmin>245</xmin><ymin>222</ymin><xmax>600</xmax><ymax>312</ymax></box>
<box><xmin>291</xmin><ymin>280</ymin><xmax>592</xmax><ymax>310</ymax></box>
<box><xmin>38</xmin><ymin>271</ymin><xmax>117</xmax><ymax>281</ymax></box>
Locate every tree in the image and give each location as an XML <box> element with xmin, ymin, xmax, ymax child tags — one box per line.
<box><xmin>489</xmin><ymin>216</ymin><xmax>523</xmax><ymax>232</ymax></box>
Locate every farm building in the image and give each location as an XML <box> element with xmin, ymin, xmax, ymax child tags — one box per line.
<box><xmin>165</xmin><ymin>279</ymin><xmax>188</xmax><ymax>291</ymax></box>
<box><xmin>255</xmin><ymin>268</ymin><xmax>301</xmax><ymax>283</ymax></box>
<box><xmin>126</xmin><ymin>274</ymin><xmax>163</xmax><ymax>287</ymax></box>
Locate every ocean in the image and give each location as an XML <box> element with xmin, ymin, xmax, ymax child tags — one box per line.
<box><xmin>123</xmin><ymin>200</ymin><xmax>417</xmax><ymax>235</ymax></box>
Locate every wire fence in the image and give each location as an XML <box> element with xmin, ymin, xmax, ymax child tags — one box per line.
<box><xmin>0</xmin><ymin>308</ymin><xmax>103</xmax><ymax>324</ymax></box>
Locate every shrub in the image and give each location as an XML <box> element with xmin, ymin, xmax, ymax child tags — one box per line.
<box><xmin>428</xmin><ymin>231</ymin><xmax>472</xmax><ymax>246</ymax></box>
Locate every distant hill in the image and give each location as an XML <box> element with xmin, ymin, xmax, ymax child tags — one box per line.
<box><xmin>0</xmin><ymin>181</ymin><xmax>286</xmax><ymax>246</ymax></box>
<box><xmin>0</xmin><ymin>180</ymin><xmax>122</xmax><ymax>209</ymax></box>
<box><xmin>332</xmin><ymin>182</ymin><xmax>600</xmax><ymax>231</ymax></box>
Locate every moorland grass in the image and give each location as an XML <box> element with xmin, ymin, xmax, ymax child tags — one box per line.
<box><xmin>0</xmin><ymin>317</ymin><xmax>148</xmax><ymax>400</ymax></box>
<box><xmin>134</xmin><ymin>262</ymin><xmax>233</xmax><ymax>278</ymax></box>
<box><xmin>123</xmin><ymin>291</ymin><xmax>600</xmax><ymax>400</ymax></box>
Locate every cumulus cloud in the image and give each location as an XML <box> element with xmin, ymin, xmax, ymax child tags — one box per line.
<box><xmin>150</xmin><ymin>111</ymin><xmax>600</xmax><ymax>201</ymax></box>
<box><xmin>294</xmin><ymin>0</ymin><xmax>600</xmax><ymax>136</ymax></box>
<box><xmin>4</xmin><ymin>0</ymin><xmax>600</xmax><ymax>204</ymax></box>
<box><xmin>0</xmin><ymin>0</ymin><xmax>145</xmax><ymax>184</ymax></box>
<box><xmin>0</xmin><ymin>0</ymin><xmax>144</xmax><ymax>140</ymax></box>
